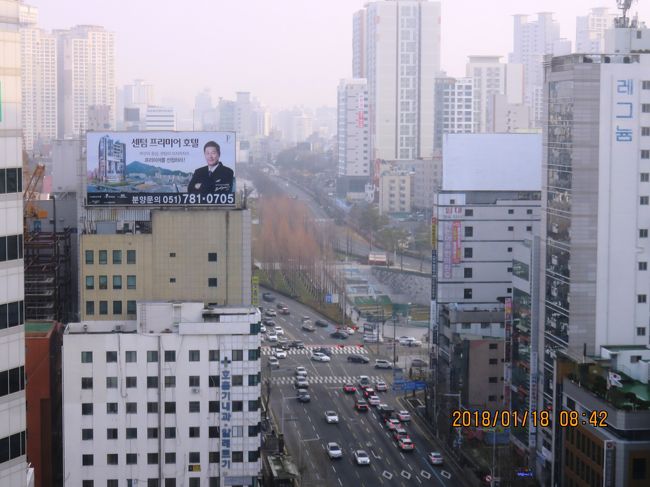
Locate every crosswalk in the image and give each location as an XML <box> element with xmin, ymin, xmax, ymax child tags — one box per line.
<box><xmin>261</xmin><ymin>345</ymin><xmax>368</xmax><ymax>356</ymax></box>
<box><xmin>268</xmin><ymin>375</ymin><xmax>385</xmax><ymax>385</ymax></box>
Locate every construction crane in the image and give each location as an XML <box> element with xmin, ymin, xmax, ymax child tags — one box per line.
<box><xmin>23</xmin><ymin>163</ymin><xmax>48</xmax><ymax>232</ymax></box>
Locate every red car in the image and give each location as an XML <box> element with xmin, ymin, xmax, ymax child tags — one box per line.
<box><xmin>343</xmin><ymin>383</ymin><xmax>357</xmax><ymax>394</ymax></box>
<box><xmin>385</xmin><ymin>418</ymin><xmax>401</xmax><ymax>430</ymax></box>
<box><xmin>363</xmin><ymin>387</ymin><xmax>375</xmax><ymax>398</ymax></box>
<box><xmin>398</xmin><ymin>438</ymin><xmax>415</xmax><ymax>451</ymax></box>
<box><xmin>392</xmin><ymin>427</ymin><xmax>409</xmax><ymax>441</ymax></box>
<box><xmin>355</xmin><ymin>399</ymin><xmax>369</xmax><ymax>411</ymax></box>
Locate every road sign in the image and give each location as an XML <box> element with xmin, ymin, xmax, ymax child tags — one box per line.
<box><xmin>325</xmin><ymin>294</ymin><xmax>332</xmax><ymax>304</ymax></box>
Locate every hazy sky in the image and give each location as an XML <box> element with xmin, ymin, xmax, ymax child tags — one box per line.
<box><xmin>28</xmin><ymin>0</ymin><xmax>650</xmax><ymax>111</ymax></box>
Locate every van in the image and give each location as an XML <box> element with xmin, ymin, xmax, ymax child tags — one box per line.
<box><xmin>374</xmin><ymin>359</ymin><xmax>393</xmax><ymax>369</ymax></box>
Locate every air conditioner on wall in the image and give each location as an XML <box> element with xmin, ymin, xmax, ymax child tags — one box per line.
<box><xmin>191</xmin><ymin>388</ymin><xmax>200</xmax><ymax>394</ymax></box>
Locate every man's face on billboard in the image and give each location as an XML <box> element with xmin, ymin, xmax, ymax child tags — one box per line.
<box><xmin>205</xmin><ymin>146</ymin><xmax>220</xmax><ymax>167</ymax></box>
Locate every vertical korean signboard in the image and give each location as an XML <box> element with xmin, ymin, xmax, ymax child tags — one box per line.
<box><xmin>504</xmin><ymin>297</ymin><xmax>513</xmax><ymax>409</ymax></box>
<box><xmin>452</xmin><ymin>221</ymin><xmax>462</xmax><ymax>264</ymax></box>
<box><xmin>430</xmin><ymin>217</ymin><xmax>438</xmax><ymax>346</ymax></box>
<box><xmin>220</xmin><ymin>357</ymin><xmax>232</xmax><ymax>477</ymax></box>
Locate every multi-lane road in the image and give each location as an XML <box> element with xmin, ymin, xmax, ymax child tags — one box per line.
<box><xmin>262</xmin><ymin>292</ymin><xmax>456</xmax><ymax>487</ymax></box>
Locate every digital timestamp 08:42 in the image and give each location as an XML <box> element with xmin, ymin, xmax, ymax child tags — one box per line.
<box><xmin>451</xmin><ymin>409</ymin><xmax>608</xmax><ymax>429</ymax></box>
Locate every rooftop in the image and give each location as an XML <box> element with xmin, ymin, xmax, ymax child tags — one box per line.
<box><xmin>25</xmin><ymin>321</ymin><xmax>55</xmax><ymax>334</ymax></box>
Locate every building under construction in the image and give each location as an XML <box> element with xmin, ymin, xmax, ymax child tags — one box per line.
<box><xmin>24</xmin><ymin>229</ymin><xmax>73</xmax><ymax>322</ymax></box>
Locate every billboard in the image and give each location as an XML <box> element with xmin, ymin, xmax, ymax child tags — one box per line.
<box><xmin>86</xmin><ymin>131</ymin><xmax>236</xmax><ymax>206</ymax></box>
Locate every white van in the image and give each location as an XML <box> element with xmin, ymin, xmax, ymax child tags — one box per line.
<box><xmin>374</xmin><ymin>359</ymin><xmax>393</xmax><ymax>369</ymax></box>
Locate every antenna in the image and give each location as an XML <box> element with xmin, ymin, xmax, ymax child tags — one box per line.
<box><xmin>615</xmin><ymin>0</ymin><xmax>635</xmax><ymax>28</ymax></box>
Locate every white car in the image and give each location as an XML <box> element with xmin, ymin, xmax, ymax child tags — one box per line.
<box><xmin>405</xmin><ymin>338</ymin><xmax>422</xmax><ymax>347</ymax></box>
<box><xmin>398</xmin><ymin>336</ymin><xmax>415</xmax><ymax>345</ymax></box>
<box><xmin>274</xmin><ymin>326</ymin><xmax>284</xmax><ymax>335</ymax></box>
<box><xmin>295</xmin><ymin>366</ymin><xmax>308</xmax><ymax>376</ymax></box>
<box><xmin>374</xmin><ymin>359</ymin><xmax>393</xmax><ymax>369</ymax></box>
<box><xmin>367</xmin><ymin>395</ymin><xmax>381</xmax><ymax>406</ymax></box>
<box><xmin>324</xmin><ymin>410</ymin><xmax>339</xmax><ymax>423</ymax></box>
<box><xmin>311</xmin><ymin>352</ymin><xmax>331</xmax><ymax>362</ymax></box>
<box><xmin>397</xmin><ymin>410</ymin><xmax>411</xmax><ymax>422</ymax></box>
<box><xmin>353</xmin><ymin>450</ymin><xmax>370</xmax><ymax>465</ymax></box>
<box><xmin>268</xmin><ymin>356</ymin><xmax>280</xmax><ymax>368</ymax></box>
<box><xmin>267</xmin><ymin>333</ymin><xmax>278</xmax><ymax>342</ymax></box>
<box><xmin>345</xmin><ymin>326</ymin><xmax>355</xmax><ymax>335</ymax></box>
<box><xmin>260</xmin><ymin>325</ymin><xmax>267</xmax><ymax>333</ymax></box>
<box><xmin>274</xmin><ymin>349</ymin><xmax>287</xmax><ymax>359</ymax></box>
<box><xmin>327</xmin><ymin>442</ymin><xmax>343</xmax><ymax>459</ymax></box>
<box><xmin>265</xmin><ymin>309</ymin><xmax>277</xmax><ymax>317</ymax></box>
<box><xmin>429</xmin><ymin>452</ymin><xmax>443</xmax><ymax>465</ymax></box>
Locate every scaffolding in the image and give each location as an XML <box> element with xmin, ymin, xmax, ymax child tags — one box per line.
<box><xmin>24</xmin><ymin>229</ymin><xmax>73</xmax><ymax>323</ymax></box>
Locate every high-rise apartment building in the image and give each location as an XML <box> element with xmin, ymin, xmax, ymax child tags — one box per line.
<box><xmin>56</xmin><ymin>25</ymin><xmax>115</xmax><ymax>138</ymax></box>
<box><xmin>0</xmin><ymin>2</ymin><xmax>30</xmax><ymax>485</ymax></box>
<box><xmin>510</xmin><ymin>13</ymin><xmax>571</xmax><ymax>127</ymax></box>
<box><xmin>354</xmin><ymin>0</ymin><xmax>441</xmax><ymax>161</ymax></box>
<box><xmin>62</xmin><ymin>302</ymin><xmax>262</xmax><ymax>487</ymax></box>
<box><xmin>337</xmin><ymin>79</ymin><xmax>369</xmax><ymax>200</ymax></box>
<box><xmin>576</xmin><ymin>7</ymin><xmax>616</xmax><ymax>54</ymax></box>
<box><xmin>19</xmin><ymin>4</ymin><xmax>57</xmax><ymax>152</ymax></box>
<box><xmin>433</xmin><ymin>76</ymin><xmax>474</xmax><ymax>151</ymax></box>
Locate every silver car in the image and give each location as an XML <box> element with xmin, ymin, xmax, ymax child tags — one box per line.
<box><xmin>327</xmin><ymin>442</ymin><xmax>343</xmax><ymax>459</ymax></box>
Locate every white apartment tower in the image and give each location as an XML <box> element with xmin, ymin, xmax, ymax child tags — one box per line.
<box><xmin>0</xmin><ymin>2</ymin><xmax>30</xmax><ymax>486</ymax></box>
<box><xmin>56</xmin><ymin>25</ymin><xmax>115</xmax><ymax>138</ymax></box>
<box><xmin>433</xmin><ymin>76</ymin><xmax>474</xmax><ymax>150</ymax></box>
<box><xmin>576</xmin><ymin>7</ymin><xmax>616</xmax><ymax>54</ymax></box>
<box><xmin>63</xmin><ymin>302</ymin><xmax>262</xmax><ymax>487</ymax></box>
<box><xmin>354</xmin><ymin>1</ymin><xmax>441</xmax><ymax>162</ymax></box>
<box><xmin>337</xmin><ymin>79</ymin><xmax>370</xmax><ymax>199</ymax></box>
<box><xmin>19</xmin><ymin>4</ymin><xmax>57</xmax><ymax>151</ymax></box>
<box><xmin>510</xmin><ymin>13</ymin><xmax>571</xmax><ymax>127</ymax></box>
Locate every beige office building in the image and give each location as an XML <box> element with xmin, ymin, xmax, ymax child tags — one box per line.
<box><xmin>80</xmin><ymin>209</ymin><xmax>251</xmax><ymax>321</ymax></box>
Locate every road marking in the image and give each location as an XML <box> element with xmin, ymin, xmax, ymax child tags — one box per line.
<box><xmin>441</xmin><ymin>470</ymin><xmax>452</xmax><ymax>479</ymax></box>
<box><xmin>400</xmin><ymin>452</ymin><xmax>406</xmax><ymax>461</ymax></box>
<box><xmin>420</xmin><ymin>471</ymin><xmax>431</xmax><ymax>480</ymax></box>
<box><xmin>382</xmin><ymin>471</ymin><xmax>393</xmax><ymax>480</ymax></box>
<box><xmin>370</xmin><ymin>449</ymin><xmax>381</xmax><ymax>459</ymax></box>
<box><xmin>332</xmin><ymin>465</ymin><xmax>336</xmax><ymax>472</ymax></box>
<box><xmin>400</xmin><ymin>470</ymin><xmax>412</xmax><ymax>480</ymax></box>
<box><xmin>408</xmin><ymin>463</ymin><xmax>413</xmax><ymax>471</ymax></box>
<box><xmin>338</xmin><ymin>479</ymin><xmax>342</xmax><ymax>486</ymax></box>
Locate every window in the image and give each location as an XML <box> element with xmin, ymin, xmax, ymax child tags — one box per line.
<box><xmin>507</xmin><ymin>226</ymin><xmax>514</xmax><ymax>231</ymax></box>
<box><xmin>165</xmin><ymin>376</ymin><xmax>176</xmax><ymax>388</ymax></box>
<box><xmin>147</xmin><ymin>453</ymin><xmax>158</xmax><ymax>464</ymax></box>
<box><xmin>642</xmin><ymin>196</ymin><xmax>649</xmax><ymax>205</ymax></box>
<box><xmin>527</xmin><ymin>209</ymin><xmax>533</xmax><ymax>215</ymax></box>
<box><xmin>464</xmin><ymin>226</ymin><xmax>473</xmax><ymax>237</ymax></box>
<box><xmin>248</xmin><ymin>399</ymin><xmax>260</xmax><ymax>411</ymax></box>
<box><xmin>82</xmin><ymin>482</ymin><xmax>93</xmax><ymax>487</ymax></box>
<box><xmin>81</xmin><ymin>377</ymin><xmax>93</xmax><ymax>389</ymax></box>
<box><xmin>125</xmin><ymin>351</ymin><xmax>137</xmax><ymax>363</ymax></box>
<box><xmin>209</xmin><ymin>349</ymin><xmax>220</xmax><ymax>361</ymax></box>
<box><xmin>463</xmin><ymin>288</ymin><xmax>472</xmax><ymax>299</ymax></box>
<box><xmin>106</xmin><ymin>351</ymin><xmax>117</xmax><ymax>362</ymax></box>
<box><xmin>189</xmin><ymin>480</ymin><xmax>200</xmax><ymax>487</ymax></box>
<box><xmin>99</xmin><ymin>275</ymin><xmax>108</xmax><ymax>289</ymax></box>
<box><xmin>107</xmin><ymin>454</ymin><xmax>118</xmax><ymax>465</ymax></box>
<box><xmin>248</xmin><ymin>375</ymin><xmax>260</xmax><ymax>387</ymax></box>
<box><xmin>189</xmin><ymin>376</ymin><xmax>200</xmax><ymax>387</ymax></box>
<box><xmin>126</xmin><ymin>428</ymin><xmax>137</xmax><ymax>439</ymax></box>
<box><xmin>489</xmin><ymin>358</ymin><xmax>498</xmax><ymax>365</ymax></box>
<box><xmin>127</xmin><ymin>300</ymin><xmax>137</xmax><ymax>315</ymax></box>
<box><xmin>248</xmin><ymin>424</ymin><xmax>260</xmax><ymax>437</ymax></box>
<box><xmin>82</xmin><ymin>429</ymin><xmax>93</xmax><ymax>440</ymax></box>
<box><xmin>189</xmin><ymin>401</ymin><xmax>200</xmax><ymax>413</ymax></box>
<box><xmin>209</xmin><ymin>375</ymin><xmax>220</xmax><ymax>387</ymax></box>
<box><xmin>232</xmin><ymin>401</ymin><xmax>243</xmax><ymax>412</ymax></box>
<box><xmin>165</xmin><ymin>452</ymin><xmax>176</xmax><ymax>463</ymax></box>
<box><xmin>232</xmin><ymin>451</ymin><xmax>244</xmax><ymax>463</ymax></box>
<box><xmin>232</xmin><ymin>349</ymin><xmax>244</xmax><ymax>361</ymax></box>
<box><xmin>127</xmin><ymin>250</ymin><xmax>136</xmax><ymax>264</ymax></box>
<box><xmin>165</xmin><ymin>427</ymin><xmax>176</xmax><ymax>439</ymax></box>
<box><xmin>641</xmin><ymin>229</ymin><xmax>649</xmax><ymax>238</ymax></box>
<box><xmin>189</xmin><ymin>451</ymin><xmax>200</xmax><ymax>463</ymax></box>
<box><xmin>99</xmin><ymin>301</ymin><xmax>108</xmax><ymax>315</ymax></box>
<box><xmin>106</xmin><ymin>377</ymin><xmax>117</xmax><ymax>388</ymax></box>
<box><xmin>232</xmin><ymin>375</ymin><xmax>243</xmax><ymax>386</ymax></box>
<box><xmin>488</xmin><ymin>377</ymin><xmax>498</xmax><ymax>383</ymax></box>
<box><xmin>164</xmin><ymin>350</ymin><xmax>176</xmax><ymax>362</ymax></box>
<box><xmin>464</xmin><ymin>247</ymin><xmax>473</xmax><ymax>258</ymax></box>
<box><xmin>488</xmin><ymin>395</ymin><xmax>497</xmax><ymax>402</ymax></box>
<box><xmin>146</xmin><ymin>351</ymin><xmax>159</xmax><ymax>363</ymax></box>
<box><xmin>631</xmin><ymin>355</ymin><xmax>642</xmax><ymax>363</ymax></box>
<box><xmin>82</xmin><ymin>454</ymin><xmax>94</xmax><ymax>466</ymax></box>
<box><xmin>189</xmin><ymin>350</ymin><xmax>200</xmax><ymax>361</ymax></box>
<box><xmin>464</xmin><ymin>268</ymin><xmax>472</xmax><ymax>278</ymax></box>
<box><xmin>508</xmin><ymin>209</ymin><xmax>514</xmax><ymax>215</ymax></box>
<box><xmin>643</xmin><ymin>104</ymin><xmax>650</xmax><ymax>113</ymax></box>
<box><xmin>642</xmin><ymin>150</ymin><xmax>650</xmax><ymax>159</ymax></box>
<box><xmin>126</xmin><ymin>403</ymin><xmax>137</xmax><ymax>414</ymax></box>
<box><xmin>108</xmin><ymin>480</ymin><xmax>119</xmax><ymax>487</ymax></box>
<box><xmin>638</xmin><ymin>294</ymin><xmax>647</xmax><ymax>303</ymax></box>
<box><xmin>208</xmin><ymin>252</ymin><xmax>217</xmax><ymax>262</ymax></box>
<box><xmin>113</xmin><ymin>301</ymin><xmax>122</xmax><ymax>315</ymax></box>
<box><xmin>637</xmin><ymin>327</ymin><xmax>647</xmax><ymax>336</ymax></box>
<box><xmin>526</xmin><ymin>226</ymin><xmax>532</xmax><ymax>232</ymax></box>
<box><xmin>189</xmin><ymin>427</ymin><xmax>200</xmax><ymax>438</ymax></box>
<box><xmin>85</xmin><ymin>301</ymin><xmax>95</xmax><ymax>316</ymax></box>
<box><xmin>169</xmin><ymin>277</ymin><xmax>176</xmax><ymax>283</ymax></box>
<box><xmin>147</xmin><ymin>402</ymin><xmax>159</xmax><ymax>413</ymax></box>
<box><xmin>209</xmin><ymin>401</ymin><xmax>220</xmax><ymax>413</ymax></box>
<box><xmin>113</xmin><ymin>250</ymin><xmax>122</xmax><ymax>264</ymax></box>
<box><xmin>85</xmin><ymin>250</ymin><xmax>94</xmax><ymax>264</ymax></box>
<box><xmin>107</xmin><ymin>428</ymin><xmax>117</xmax><ymax>439</ymax></box>
<box><xmin>85</xmin><ymin>276</ymin><xmax>94</xmax><ymax>290</ymax></box>
<box><xmin>127</xmin><ymin>275</ymin><xmax>136</xmax><ymax>289</ymax></box>
<box><xmin>113</xmin><ymin>275</ymin><xmax>122</xmax><ymax>289</ymax></box>
<box><xmin>642</xmin><ymin>172</ymin><xmax>650</xmax><ymax>182</ymax></box>
<box><xmin>81</xmin><ymin>351</ymin><xmax>93</xmax><ymax>363</ymax></box>
<box><xmin>147</xmin><ymin>376</ymin><xmax>159</xmax><ymax>388</ymax></box>
<box><xmin>126</xmin><ymin>453</ymin><xmax>137</xmax><ymax>465</ymax></box>
<box><xmin>169</xmin><ymin>252</ymin><xmax>176</xmax><ymax>258</ymax></box>
<box><xmin>99</xmin><ymin>250</ymin><xmax>107</xmax><ymax>265</ymax></box>
<box><xmin>489</xmin><ymin>343</ymin><xmax>498</xmax><ymax>350</ymax></box>
<box><xmin>209</xmin><ymin>452</ymin><xmax>220</xmax><ymax>463</ymax></box>
<box><xmin>248</xmin><ymin>348</ymin><xmax>260</xmax><ymax>361</ymax></box>
<box><xmin>209</xmin><ymin>426</ymin><xmax>220</xmax><ymax>438</ymax></box>
<box><xmin>208</xmin><ymin>278</ymin><xmax>218</xmax><ymax>287</ymax></box>
<box><xmin>126</xmin><ymin>376</ymin><xmax>137</xmax><ymax>388</ymax></box>
<box><xmin>644</xmin><ymin>80</ymin><xmax>650</xmax><ymax>89</ymax></box>
<box><xmin>464</xmin><ymin>209</ymin><xmax>473</xmax><ymax>217</ymax></box>
<box><xmin>640</xmin><ymin>262</ymin><xmax>648</xmax><ymax>271</ymax></box>
<box><xmin>632</xmin><ymin>457</ymin><xmax>647</xmax><ymax>480</ymax></box>
<box><xmin>165</xmin><ymin>402</ymin><xmax>176</xmax><ymax>414</ymax></box>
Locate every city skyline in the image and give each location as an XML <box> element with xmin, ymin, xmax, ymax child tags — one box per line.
<box><xmin>26</xmin><ymin>0</ymin><xmax>650</xmax><ymax>110</ymax></box>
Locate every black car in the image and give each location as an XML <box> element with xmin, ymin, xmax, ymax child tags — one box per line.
<box><xmin>263</xmin><ymin>319</ymin><xmax>275</xmax><ymax>326</ymax></box>
<box><xmin>347</xmin><ymin>354</ymin><xmax>370</xmax><ymax>364</ymax></box>
<box><xmin>297</xmin><ymin>390</ymin><xmax>311</xmax><ymax>403</ymax></box>
<box><xmin>262</xmin><ymin>292</ymin><xmax>276</xmax><ymax>302</ymax></box>
<box><xmin>330</xmin><ymin>331</ymin><xmax>349</xmax><ymax>340</ymax></box>
<box><xmin>289</xmin><ymin>340</ymin><xmax>305</xmax><ymax>349</ymax></box>
<box><xmin>276</xmin><ymin>302</ymin><xmax>287</xmax><ymax>309</ymax></box>
<box><xmin>313</xmin><ymin>347</ymin><xmax>332</xmax><ymax>356</ymax></box>
<box><xmin>315</xmin><ymin>319</ymin><xmax>329</xmax><ymax>327</ymax></box>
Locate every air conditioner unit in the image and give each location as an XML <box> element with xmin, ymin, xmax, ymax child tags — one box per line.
<box><xmin>191</xmin><ymin>387</ymin><xmax>200</xmax><ymax>394</ymax></box>
<box><xmin>115</xmin><ymin>325</ymin><xmax>122</xmax><ymax>331</ymax></box>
